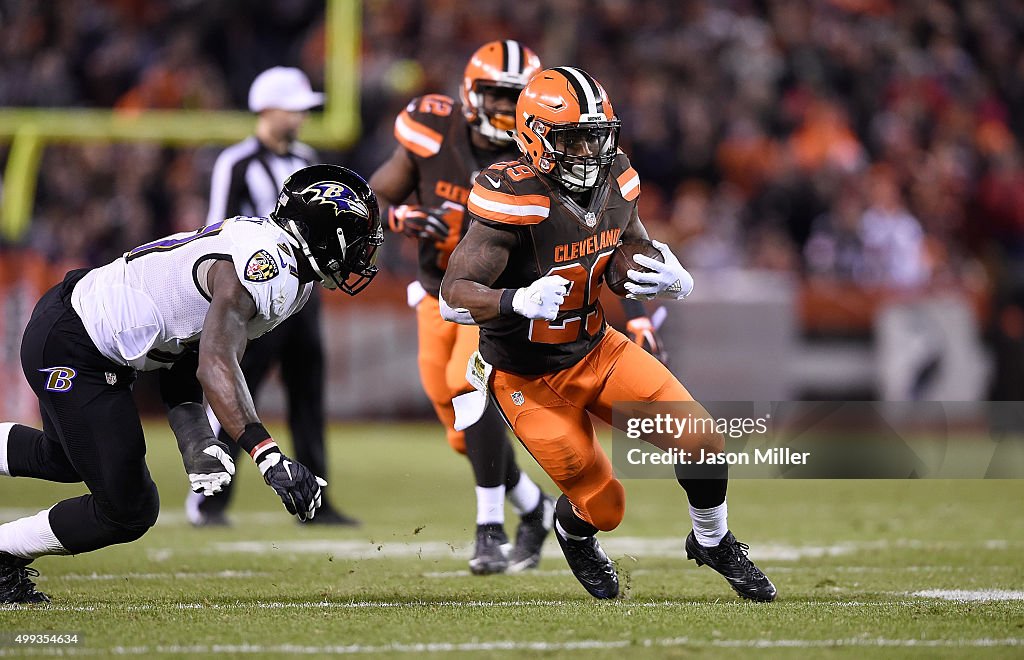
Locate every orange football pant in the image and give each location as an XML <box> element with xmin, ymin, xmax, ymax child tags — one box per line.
<box><xmin>416</xmin><ymin>294</ymin><xmax>479</xmax><ymax>454</ymax></box>
<box><xmin>491</xmin><ymin>327</ymin><xmax>722</xmax><ymax>532</ymax></box>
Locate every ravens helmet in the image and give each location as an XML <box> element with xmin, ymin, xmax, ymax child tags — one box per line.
<box><xmin>272</xmin><ymin>164</ymin><xmax>383</xmax><ymax>295</ymax></box>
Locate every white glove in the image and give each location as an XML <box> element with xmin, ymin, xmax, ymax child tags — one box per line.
<box><xmin>189</xmin><ymin>445</ymin><xmax>236</xmax><ymax>497</ymax></box>
<box><xmin>624</xmin><ymin>240</ymin><xmax>694</xmax><ymax>301</ymax></box>
<box><xmin>512</xmin><ymin>275</ymin><xmax>570</xmax><ymax>321</ymax></box>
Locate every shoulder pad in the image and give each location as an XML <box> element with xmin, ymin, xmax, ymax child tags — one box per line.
<box><xmin>467</xmin><ymin>162</ymin><xmax>550</xmax><ymax>226</ymax></box>
<box><xmin>612</xmin><ymin>152</ymin><xmax>640</xmax><ymax>202</ymax></box>
<box><xmin>222</xmin><ymin>220</ymin><xmax>300</xmax><ymax>321</ymax></box>
<box><xmin>394</xmin><ymin>94</ymin><xmax>458</xmax><ymax>158</ymax></box>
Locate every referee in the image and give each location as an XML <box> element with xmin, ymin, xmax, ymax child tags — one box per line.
<box><xmin>186</xmin><ymin>67</ymin><xmax>358</xmax><ymax>526</ymax></box>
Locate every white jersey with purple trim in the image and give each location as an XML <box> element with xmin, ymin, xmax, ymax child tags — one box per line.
<box><xmin>70</xmin><ymin>216</ymin><xmax>312</xmax><ymax>371</ymax></box>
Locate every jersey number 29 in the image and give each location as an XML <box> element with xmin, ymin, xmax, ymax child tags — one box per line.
<box><xmin>528</xmin><ymin>251</ymin><xmax>613</xmax><ymax>344</ymax></box>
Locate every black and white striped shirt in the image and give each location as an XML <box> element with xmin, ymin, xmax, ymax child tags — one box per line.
<box><xmin>206</xmin><ymin>136</ymin><xmax>317</xmax><ymax>226</ymax></box>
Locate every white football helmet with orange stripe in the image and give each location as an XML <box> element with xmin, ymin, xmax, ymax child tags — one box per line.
<box><xmin>461</xmin><ymin>40</ymin><xmax>542</xmax><ymax>146</ymax></box>
<box><xmin>514</xmin><ymin>67</ymin><xmax>621</xmax><ymax>192</ymax></box>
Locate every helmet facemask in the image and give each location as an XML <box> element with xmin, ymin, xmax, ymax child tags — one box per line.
<box><xmin>272</xmin><ymin>170</ymin><xmax>384</xmax><ymax>296</ymax></box>
<box><xmin>282</xmin><ymin>215</ymin><xmax>383</xmax><ymax>295</ymax></box>
<box><xmin>531</xmin><ymin>118</ymin><xmax>620</xmax><ymax>192</ymax></box>
<box><xmin>332</xmin><ymin>225</ymin><xmax>383</xmax><ymax>295</ymax></box>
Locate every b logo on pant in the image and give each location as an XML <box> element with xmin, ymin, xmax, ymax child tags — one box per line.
<box><xmin>40</xmin><ymin>366</ymin><xmax>77</xmax><ymax>392</ymax></box>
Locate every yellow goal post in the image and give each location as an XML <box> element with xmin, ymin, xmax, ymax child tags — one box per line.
<box><xmin>0</xmin><ymin>0</ymin><xmax>361</xmax><ymax>242</ymax></box>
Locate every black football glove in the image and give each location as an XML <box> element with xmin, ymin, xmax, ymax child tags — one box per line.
<box><xmin>256</xmin><ymin>446</ymin><xmax>326</xmax><ymax>522</ymax></box>
<box><xmin>627</xmin><ymin>316</ymin><xmax>669</xmax><ymax>366</ymax></box>
<box><xmin>388</xmin><ymin>204</ymin><xmax>451</xmax><ymax>242</ymax></box>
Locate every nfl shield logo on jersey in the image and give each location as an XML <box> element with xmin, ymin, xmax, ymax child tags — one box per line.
<box><xmin>511</xmin><ymin>391</ymin><xmax>525</xmax><ymax>406</ymax></box>
<box><xmin>244</xmin><ymin>250</ymin><xmax>280</xmax><ymax>282</ymax></box>
<box><xmin>584</xmin><ymin>211</ymin><xmax>597</xmax><ymax>227</ymax></box>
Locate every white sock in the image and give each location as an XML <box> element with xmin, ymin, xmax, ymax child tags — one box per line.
<box><xmin>507</xmin><ymin>472</ymin><xmax>541</xmax><ymax>515</ymax></box>
<box><xmin>555</xmin><ymin>519</ymin><xmax>590</xmax><ymax>542</ymax></box>
<box><xmin>0</xmin><ymin>508</ymin><xmax>68</xmax><ymax>559</ymax></box>
<box><xmin>0</xmin><ymin>422</ymin><xmax>13</xmax><ymax>477</ymax></box>
<box><xmin>475</xmin><ymin>486</ymin><xmax>505</xmax><ymax>525</ymax></box>
<box><xmin>689</xmin><ymin>500</ymin><xmax>728</xmax><ymax>548</ymax></box>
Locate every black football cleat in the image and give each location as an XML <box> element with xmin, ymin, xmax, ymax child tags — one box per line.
<box><xmin>469</xmin><ymin>524</ymin><xmax>510</xmax><ymax>575</ymax></box>
<box><xmin>685</xmin><ymin>531</ymin><xmax>777</xmax><ymax>602</ymax></box>
<box><xmin>507</xmin><ymin>494</ymin><xmax>555</xmax><ymax>573</ymax></box>
<box><xmin>555</xmin><ymin>529</ymin><xmax>619</xmax><ymax>599</ymax></box>
<box><xmin>0</xmin><ymin>552</ymin><xmax>50</xmax><ymax>605</ymax></box>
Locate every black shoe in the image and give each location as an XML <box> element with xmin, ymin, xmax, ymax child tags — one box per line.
<box><xmin>555</xmin><ymin>529</ymin><xmax>619</xmax><ymax>599</ymax></box>
<box><xmin>468</xmin><ymin>523</ymin><xmax>510</xmax><ymax>575</ymax></box>
<box><xmin>507</xmin><ymin>494</ymin><xmax>554</xmax><ymax>573</ymax></box>
<box><xmin>685</xmin><ymin>531</ymin><xmax>777</xmax><ymax>602</ymax></box>
<box><xmin>304</xmin><ymin>503</ymin><xmax>361</xmax><ymax>527</ymax></box>
<box><xmin>0</xmin><ymin>553</ymin><xmax>50</xmax><ymax>605</ymax></box>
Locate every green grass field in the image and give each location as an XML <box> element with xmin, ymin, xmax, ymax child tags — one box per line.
<box><xmin>1</xmin><ymin>421</ymin><xmax>1022</xmax><ymax>658</ymax></box>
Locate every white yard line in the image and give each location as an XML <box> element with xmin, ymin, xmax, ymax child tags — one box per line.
<box><xmin>207</xmin><ymin>536</ymin><xmax>1023</xmax><ymax>561</ymax></box>
<box><xmin>7</xmin><ymin>592</ymin><xmax>1021</xmax><ymax>613</ymax></box>
<box><xmin>423</xmin><ymin>565</ymin><xmax>1018</xmax><ymax>578</ymax></box>
<box><xmin>34</xmin><ymin>570</ymin><xmax>266</xmax><ymax>582</ymax></box>
<box><xmin>0</xmin><ymin>597</ymin><xmax>962</xmax><ymax>613</ymax></box>
<box><xmin>0</xmin><ymin>637</ymin><xmax>1021</xmax><ymax>656</ymax></box>
<box><xmin>911</xmin><ymin>589</ymin><xmax>1024</xmax><ymax>602</ymax></box>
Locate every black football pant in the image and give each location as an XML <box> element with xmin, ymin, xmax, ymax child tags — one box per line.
<box><xmin>7</xmin><ymin>270</ymin><xmax>158</xmax><ymax>553</ymax></box>
<box><xmin>200</xmin><ymin>290</ymin><xmax>326</xmax><ymax>514</ymax></box>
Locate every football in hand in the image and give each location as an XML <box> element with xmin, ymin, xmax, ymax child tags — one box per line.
<box><xmin>604</xmin><ymin>239</ymin><xmax>664</xmax><ymax>297</ymax></box>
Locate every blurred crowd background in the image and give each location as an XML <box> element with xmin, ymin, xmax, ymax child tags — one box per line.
<box><xmin>2</xmin><ymin>0</ymin><xmax>1024</xmax><ymax>405</ymax></box>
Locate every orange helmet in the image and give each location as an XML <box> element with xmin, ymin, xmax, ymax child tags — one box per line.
<box><xmin>514</xmin><ymin>67</ymin><xmax>621</xmax><ymax>191</ymax></box>
<box><xmin>460</xmin><ymin>40</ymin><xmax>542</xmax><ymax>146</ymax></box>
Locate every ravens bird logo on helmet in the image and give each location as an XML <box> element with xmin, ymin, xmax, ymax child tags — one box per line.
<box><xmin>299</xmin><ymin>182</ymin><xmax>370</xmax><ymax>219</ymax></box>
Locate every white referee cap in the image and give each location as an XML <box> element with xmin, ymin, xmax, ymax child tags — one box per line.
<box><xmin>248</xmin><ymin>67</ymin><xmax>324</xmax><ymax>113</ymax></box>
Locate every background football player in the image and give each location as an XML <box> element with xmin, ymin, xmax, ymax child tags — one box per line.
<box><xmin>0</xmin><ymin>165</ymin><xmax>382</xmax><ymax>604</ymax></box>
<box><xmin>369</xmin><ymin>41</ymin><xmax>553</xmax><ymax>575</ymax></box>
<box><xmin>440</xmin><ymin>67</ymin><xmax>776</xmax><ymax>601</ymax></box>
<box><xmin>190</xmin><ymin>66</ymin><xmax>359</xmax><ymax>528</ymax></box>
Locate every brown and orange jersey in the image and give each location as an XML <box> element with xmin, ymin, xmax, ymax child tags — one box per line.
<box><xmin>394</xmin><ymin>94</ymin><xmax>519</xmax><ymax>296</ymax></box>
<box><xmin>466</xmin><ymin>152</ymin><xmax>641</xmax><ymax>375</ymax></box>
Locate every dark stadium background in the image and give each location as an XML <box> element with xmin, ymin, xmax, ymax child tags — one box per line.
<box><xmin>2</xmin><ymin>0</ymin><xmax>1023</xmax><ymax>419</ymax></box>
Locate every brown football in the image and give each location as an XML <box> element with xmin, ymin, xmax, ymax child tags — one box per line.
<box><xmin>604</xmin><ymin>239</ymin><xmax>664</xmax><ymax>297</ymax></box>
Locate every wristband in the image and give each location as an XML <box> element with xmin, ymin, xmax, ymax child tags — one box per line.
<box><xmin>237</xmin><ymin>423</ymin><xmax>278</xmax><ymax>461</ymax></box>
<box><xmin>499</xmin><ymin>288</ymin><xmax>517</xmax><ymax>317</ymax></box>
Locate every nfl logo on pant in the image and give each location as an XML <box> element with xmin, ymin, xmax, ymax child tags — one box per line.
<box><xmin>511</xmin><ymin>391</ymin><xmax>525</xmax><ymax>406</ymax></box>
<box><xmin>105</xmin><ymin>372</ymin><xmax>118</xmax><ymax>386</ymax></box>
